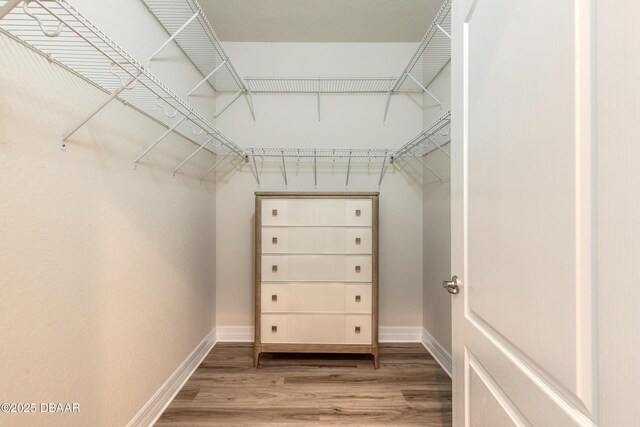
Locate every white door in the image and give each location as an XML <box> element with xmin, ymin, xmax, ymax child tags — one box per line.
<box><xmin>450</xmin><ymin>0</ymin><xmax>596</xmax><ymax>425</ymax></box>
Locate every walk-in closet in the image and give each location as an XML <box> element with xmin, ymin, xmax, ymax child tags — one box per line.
<box><xmin>1</xmin><ymin>0</ymin><xmax>637</xmax><ymax>426</ymax></box>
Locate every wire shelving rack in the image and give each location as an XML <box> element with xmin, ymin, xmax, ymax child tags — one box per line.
<box><xmin>391</xmin><ymin>0</ymin><xmax>452</xmax><ymax>93</ymax></box>
<box><xmin>141</xmin><ymin>0</ymin><xmax>246</xmax><ymax>93</ymax></box>
<box><xmin>0</xmin><ymin>0</ymin><xmax>452</xmax><ymax>185</ymax></box>
<box><xmin>391</xmin><ymin>111</ymin><xmax>451</xmax><ymax>181</ymax></box>
<box><xmin>244</xmin><ymin>77</ymin><xmax>399</xmax><ymax>94</ymax></box>
<box><xmin>0</xmin><ymin>0</ymin><xmax>246</xmax><ymax>167</ymax></box>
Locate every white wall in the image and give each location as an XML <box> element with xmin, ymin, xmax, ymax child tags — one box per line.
<box><xmin>0</xmin><ymin>1</ymin><xmax>218</xmax><ymax>425</ymax></box>
<box><xmin>214</xmin><ymin>42</ymin><xmax>427</xmax><ymax>329</ymax></box>
<box><xmin>422</xmin><ymin>62</ymin><xmax>452</xmax><ymax>353</ymax></box>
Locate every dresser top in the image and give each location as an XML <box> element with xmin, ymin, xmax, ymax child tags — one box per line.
<box><xmin>255</xmin><ymin>191</ymin><xmax>379</xmax><ymax>197</ymax></box>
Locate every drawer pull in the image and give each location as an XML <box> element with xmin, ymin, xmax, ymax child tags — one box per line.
<box><xmin>355</xmin><ymin>326</ymin><xmax>361</xmax><ymax>333</ymax></box>
<box><xmin>355</xmin><ymin>265</ymin><xmax>361</xmax><ymax>273</ymax></box>
<box><xmin>271</xmin><ymin>294</ymin><xmax>278</xmax><ymax>302</ymax></box>
<box><xmin>355</xmin><ymin>209</ymin><xmax>361</xmax><ymax>217</ymax></box>
<box><xmin>272</xmin><ymin>265</ymin><xmax>278</xmax><ymax>272</ymax></box>
<box><xmin>355</xmin><ymin>295</ymin><xmax>361</xmax><ymax>302</ymax></box>
<box><xmin>271</xmin><ymin>325</ymin><xmax>278</xmax><ymax>333</ymax></box>
<box><xmin>355</xmin><ymin>237</ymin><xmax>361</xmax><ymax>245</ymax></box>
<box><xmin>272</xmin><ymin>209</ymin><xmax>278</xmax><ymax>216</ymax></box>
<box><xmin>272</xmin><ymin>237</ymin><xmax>278</xmax><ymax>244</ymax></box>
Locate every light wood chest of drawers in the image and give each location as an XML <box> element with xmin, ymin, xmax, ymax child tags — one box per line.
<box><xmin>254</xmin><ymin>192</ymin><xmax>380</xmax><ymax>368</ymax></box>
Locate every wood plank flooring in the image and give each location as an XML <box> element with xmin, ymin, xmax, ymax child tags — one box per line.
<box><xmin>156</xmin><ymin>343</ymin><xmax>452</xmax><ymax>426</ymax></box>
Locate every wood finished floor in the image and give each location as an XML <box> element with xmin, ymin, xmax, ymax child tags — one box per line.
<box><xmin>156</xmin><ymin>343</ymin><xmax>452</xmax><ymax>426</ymax></box>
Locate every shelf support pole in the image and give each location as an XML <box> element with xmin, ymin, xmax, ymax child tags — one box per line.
<box><xmin>187</xmin><ymin>60</ymin><xmax>226</xmax><ymax>96</ymax></box>
<box><xmin>199</xmin><ymin>153</ymin><xmax>230</xmax><ymax>181</ymax></box>
<box><xmin>0</xmin><ymin>0</ymin><xmax>21</xmax><ymax>20</ymax></box>
<box><xmin>281</xmin><ymin>150</ymin><xmax>288</xmax><ymax>186</ymax></box>
<box><xmin>425</xmin><ymin>135</ymin><xmax>451</xmax><ymax>158</ymax></box>
<box><xmin>134</xmin><ymin>115</ymin><xmax>188</xmax><ymax>166</ymax></box>
<box><xmin>317</xmin><ymin>78</ymin><xmax>321</xmax><ymax>122</ymax></box>
<box><xmin>378</xmin><ymin>154</ymin><xmax>388</xmax><ymax>188</ymax></box>
<box><xmin>246</xmin><ymin>89</ymin><xmax>256</xmax><ymax>121</ymax></box>
<box><xmin>406</xmin><ymin>72</ymin><xmax>442</xmax><ymax>106</ymax></box>
<box><xmin>251</xmin><ymin>151</ymin><xmax>261</xmax><ymax>186</ymax></box>
<box><xmin>413</xmin><ymin>154</ymin><xmax>444</xmax><ymax>182</ymax></box>
<box><xmin>383</xmin><ymin>91</ymin><xmax>392</xmax><ymax>122</ymax></box>
<box><xmin>314</xmin><ymin>149</ymin><xmax>317</xmax><ymax>188</ymax></box>
<box><xmin>61</xmin><ymin>71</ymin><xmax>141</xmax><ymax>151</ymax></box>
<box><xmin>172</xmin><ymin>135</ymin><xmax>215</xmax><ymax>176</ymax></box>
<box><xmin>345</xmin><ymin>150</ymin><xmax>353</xmax><ymax>187</ymax></box>
<box><xmin>436</xmin><ymin>23</ymin><xmax>452</xmax><ymax>39</ymax></box>
<box><xmin>213</xmin><ymin>90</ymin><xmax>242</xmax><ymax>118</ymax></box>
<box><xmin>148</xmin><ymin>11</ymin><xmax>199</xmax><ymax>64</ymax></box>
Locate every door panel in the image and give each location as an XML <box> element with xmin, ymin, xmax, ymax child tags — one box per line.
<box><xmin>452</xmin><ymin>0</ymin><xmax>596</xmax><ymax>425</ymax></box>
<box><xmin>467</xmin><ymin>0</ymin><xmax>578</xmax><ymax>394</ymax></box>
<box><xmin>468</xmin><ymin>364</ymin><xmax>519</xmax><ymax>427</ymax></box>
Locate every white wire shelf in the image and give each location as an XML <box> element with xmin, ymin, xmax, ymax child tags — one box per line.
<box><xmin>0</xmin><ymin>0</ymin><xmax>452</xmax><ymax>185</ymax></box>
<box><xmin>247</xmin><ymin>148</ymin><xmax>391</xmax><ymax>159</ymax></box>
<box><xmin>389</xmin><ymin>111</ymin><xmax>451</xmax><ymax>182</ymax></box>
<box><xmin>391</xmin><ymin>0</ymin><xmax>451</xmax><ymax>93</ymax></box>
<box><xmin>0</xmin><ymin>0</ymin><xmax>246</xmax><ymax>162</ymax></box>
<box><xmin>141</xmin><ymin>0</ymin><xmax>246</xmax><ymax>93</ymax></box>
<box><xmin>392</xmin><ymin>111</ymin><xmax>451</xmax><ymax>159</ymax></box>
<box><xmin>246</xmin><ymin>148</ymin><xmax>393</xmax><ymax>188</ymax></box>
<box><xmin>244</xmin><ymin>77</ymin><xmax>401</xmax><ymax>94</ymax></box>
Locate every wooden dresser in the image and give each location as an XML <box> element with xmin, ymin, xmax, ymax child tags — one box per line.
<box><xmin>254</xmin><ymin>192</ymin><xmax>379</xmax><ymax>368</ymax></box>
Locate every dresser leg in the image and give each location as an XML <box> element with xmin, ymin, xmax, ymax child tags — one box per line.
<box><xmin>253</xmin><ymin>347</ymin><xmax>261</xmax><ymax>368</ymax></box>
<box><xmin>373</xmin><ymin>347</ymin><xmax>380</xmax><ymax>369</ymax></box>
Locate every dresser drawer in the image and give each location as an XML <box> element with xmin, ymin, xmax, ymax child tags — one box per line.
<box><xmin>261</xmin><ymin>283</ymin><xmax>346</xmax><ymax>313</ymax></box>
<box><xmin>261</xmin><ymin>314</ymin><xmax>347</xmax><ymax>344</ymax></box>
<box><xmin>261</xmin><ymin>314</ymin><xmax>288</xmax><ymax>343</ymax></box>
<box><xmin>262</xmin><ymin>255</ymin><xmax>372</xmax><ymax>282</ymax></box>
<box><xmin>346</xmin><ymin>255</ymin><xmax>372</xmax><ymax>282</ymax></box>
<box><xmin>346</xmin><ymin>200</ymin><xmax>372</xmax><ymax>226</ymax></box>
<box><xmin>261</xmin><ymin>200</ymin><xmax>289</xmax><ymax>226</ymax></box>
<box><xmin>261</xmin><ymin>314</ymin><xmax>372</xmax><ymax>344</ymax></box>
<box><xmin>262</xmin><ymin>227</ymin><xmax>372</xmax><ymax>254</ymax></box>
<box><xmin>287</xmin><ymin>314</ymin><xmax>346</xmax><ymax>344</ymax></box>
<box><xmin>345</xmin><ymin>228</ymin><xmax>372</xmax><ymax>254</ymax></box>
<box><xmin>345</xmin><ymin>284</ymin><xmax>372</xmax><ymax>314</ymax></box>
<box><xmin>287</xmin><ymin>199</ymin><xmax>346</xmax><ymax>225</ymax></box>
<box><xmin>261</xmin><ymin>284</ymin><xmax>289</xmax><ymax>312</ymax></box>
<box><xmin>345</xmin><ymin>315</ymin><xmax>372</xmax><ymax>344</ymax></box>
<box><xmin>261</xmin><ymin>256</ymin><xmax>289</xmax><ymax>281</ymax></box>
<box><xmin>284</xmin><ymin>255</ymin><xmax>347</xmax><ymax>282</ymax></box>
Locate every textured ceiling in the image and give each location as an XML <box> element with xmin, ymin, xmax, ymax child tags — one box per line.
<box><xmin>200</xmin><ymin>0</ymin><xmax>443</xmax><ymax>42</ymax></box>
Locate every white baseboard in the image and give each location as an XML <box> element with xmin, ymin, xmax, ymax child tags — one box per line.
<box><xmin>379</xmin><ymin>326</ymin><xmax>422</xmax><ymax>342</ymax></box>
<box><xmin>216</xmin><ymin>326</ymin><xmax>254</xmax><ymax>342</ymax></box>
<box><xmin>421</xmin><ymin>327</ymin><xmax>452</xmax><ymax>378</ymax></box>
<box><xmin>215</xmin><ymin>326</ymin><xmax>423</xmax><ymax>343</ymax></box>
<box><xmin>126</xmin><ymin>328</ymin><xmax>217</xmax><ymax>427</ymax></box>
